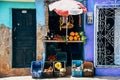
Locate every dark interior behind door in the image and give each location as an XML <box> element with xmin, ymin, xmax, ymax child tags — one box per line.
<box><xmin>12</xmin><ymin>9</ymin><xmax>36</xmax><ymax>68</ymax></box>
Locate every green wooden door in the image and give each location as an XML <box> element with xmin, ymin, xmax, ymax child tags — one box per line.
<box><xmin>12</xmin><ymin>9</ymin><xmax>36</xmax><ymax>68</ymax></box>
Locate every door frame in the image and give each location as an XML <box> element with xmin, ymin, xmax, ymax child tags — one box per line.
<box><xmin>11</xmin><ymin>8</ymin><xmax>37</xmax><ymax>68</ymax></box>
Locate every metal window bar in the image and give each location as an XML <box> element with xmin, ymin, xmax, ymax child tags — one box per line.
<box><xmin>94</xmin><ymin>3</ymin><xmax>120</xmax><ymax>68</ymax></box>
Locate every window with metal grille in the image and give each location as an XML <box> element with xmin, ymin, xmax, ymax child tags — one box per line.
<box><xmin>95</xmin><ymin>4</ymin><xmax>120</xmax><ymax>67</ymax></box>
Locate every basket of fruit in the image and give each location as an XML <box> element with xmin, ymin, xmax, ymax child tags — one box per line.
<box><xmin>53</xmin><ymin>61</ymin><xmax>66</xmax><ymax>77</ymax></box>
<box><xmin>68</xmin><ymin>31</ymin><xmax>87</xmax><ymax>44</ymax></box>
<box><xmin>42</xmin><ymin>61</ymin><xmax>53</xmax><ymax>78</ymax></box>
<box><xmin>68</xmin><ymin>32</ymin><xmax>81</xmax><ymax>41</ymax></box>
<box><xmin>83</xmin><ymin>61</ymin><xmax>94</xmax><ymax>77</ymax></box>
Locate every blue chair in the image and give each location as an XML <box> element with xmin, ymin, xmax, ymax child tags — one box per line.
<box><xmin>72</xmin><ymin>60</ymin><xmax>83</xmax><ymax>77</ymax></box>
<box><xmin>31</xmin><ymin>61</ymin><xmax>43</xmax><ymax>78</ymax></box>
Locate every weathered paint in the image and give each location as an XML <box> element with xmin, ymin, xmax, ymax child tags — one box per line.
<box><xmin>0</xmin><ymin>1</ymin><xmax>44</xmax><ymax>77</ymax></box>
<box><xmin>0</xmin><ymin>1</ymin><xmax>35</xmax><ymax>28</ymax></box>
<box><xmin>35</xmin><ymin>0</ymin><xmax>45</xmax><ymax>26</ymax></box>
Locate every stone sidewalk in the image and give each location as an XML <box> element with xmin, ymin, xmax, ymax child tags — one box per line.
<box><xmin>0</xmin><ymin>76</ymin><xmax>120</xmax><ymax>80</ymax></box>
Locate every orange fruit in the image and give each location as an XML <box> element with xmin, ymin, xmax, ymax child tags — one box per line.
<box><xmin>74</xmin><ymin>32</ymin><xmax>78</xmax><ymax>36</ymax></box>
<box><xmin>74</xmin><ymin>36</ymin><xmax>78</xmax><ymax>41</ymax></box>
<box><xmin>76</xmin><ymin>35</ymin><xmax>80</xmax><ymax>38</ymax></box>
<box><xmin>69</xmin><ymin>36</ymin><xmax>73</xmax><ymax>41</ymax></box>
<box><xmin>78</xmin><ymin>37</ymin><xmax>81</xmax><ymax>41</ymax></box>
<box><xmin>70</xmin><ymin>32</ymin><xmax>75</xmax><ymax>36</ymax></box>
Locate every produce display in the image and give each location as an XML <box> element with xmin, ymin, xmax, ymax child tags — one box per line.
<box><xmin>79</xmin><ymin>32</ymin><xmax>87</xmax><ymax>44</ymax></box>
<box><xmin>59</xmin><ymin>68</ymin><xmax>66</xmax><ymax>77</ymax></box>
<box><xmin>83</xmin><ymin>62</ymin><xmax>94</xmax><ymax>77</ymax></box>
<box><xmin>60</xmin><ymin>68</ymin><xmax>66</xmax><ymax>73</ymax></box>
<box><xmin>72</xmin><ymin>64</ymin><xmax>82</xmax><ymax>71</ymax></box>
<box><xmin>54</xmin><ymin>61</ymin><xmax>66</xmax><ymax>77</ymax></box>
<box><xmin>43</xmin><ymin>66</ymin><xmax>53</xmax><ymax>73</ymax></box>
<box><xmin>45</xmin><ymin>31</ymin><xmax>87</xmax><ymax>43</ymax></box>
<box><xmin>54</xmin><ymin>62</ymin><xmax>66</xmax><ymax>72</ymax></box>
<box><xmin>55</xmin><ymin>62</ymin><xmax>62</xmax><ymax>70</ymax></box>
<box><xmin>45</xmin><ymin>33</ymin><xmax>64</xmax><ymax>40</ymax></box>
<box><xmin>53</xmin><ymin>34</ymin><xmax>63</xmax><ymax>40</ymax></box>
<box><xmin>47</xmin><ymin>55</ymin><xmax>56</xmax><ymax>61</ymax></box>
<box><xmin>68</xmin><ymin>32</ymin><xmax>81</xmax><ymax>41</ymax></box>
<box><xmin>67</xmin><ymin>31</ymin><xmax>87</xmax><ymax>43</ymax></box>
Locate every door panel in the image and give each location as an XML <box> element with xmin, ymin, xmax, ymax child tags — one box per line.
<box><xmin>13</xmin><ymin>49</ymin><xmax>25</xmax><ymax>67</ymax></box>
<box><xmin>25</xmin><ymin>49</ymin><xmax>35</xmax><ymax>67</ymax></box>
<box><xmin>12</xmin><ymin>9</ymin><xmax>36</xmax><ymax>68</ymax></box>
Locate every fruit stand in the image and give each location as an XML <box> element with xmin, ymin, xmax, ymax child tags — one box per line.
<box><xmin>31</xmin><ymin>0</ymin><xmax>88</xmax><ymax>78</ymax></box>
<box><xmin>43</xmin><ymin>0</ymin><xmax>87</xmax><ymax>77</ymax></box>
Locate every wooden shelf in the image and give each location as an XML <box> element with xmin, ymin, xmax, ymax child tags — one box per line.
<box><xmin>67</xmin><ymin>41</ymin><xmax>84</xmax><ymax>43</ymax></box>
<box><xmin>44</xmin><ymin>40</ymin><xmax>66</xmax><ymax>42</ymax></box>
<box><xmin>44</xmin><ymin>40</ymin><xmax>84</xmax><ymax>43</ymax></box>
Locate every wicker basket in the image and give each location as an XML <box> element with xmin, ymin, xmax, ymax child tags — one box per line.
<box><xmin>83</xmin><ymin>61</ymin><xmax>94</xmax><ymax>77</ymax></box>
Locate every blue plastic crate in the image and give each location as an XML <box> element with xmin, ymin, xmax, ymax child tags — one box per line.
<box><xmin>31</xmin><ymin>61</ymin><xmax>43</xmax><ymax>78</ymax></box>
<box><xmin>72</xmin><ymin>60</ymin><xmax>83</xmax><ymax>77</ymax></box>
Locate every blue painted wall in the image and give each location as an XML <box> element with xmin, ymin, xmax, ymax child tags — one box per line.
<box><xmin>84</xmin><ymin>0</ymin><xmax>94</xmax><ymax>62</ymax></box>
<box><xmin>85</xmin><ymin>0</ymin><xmax>120</xmax><ymax>76</ymax></box>
<box><xmin>0</xmin><ymin>1</ymin><xmax>35</xmax><ymax>28</ymax></box>
<box><xmin>35</xmin><ymin>0</ymin><xmax>45</xmax><ymax>26</ymax></box>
